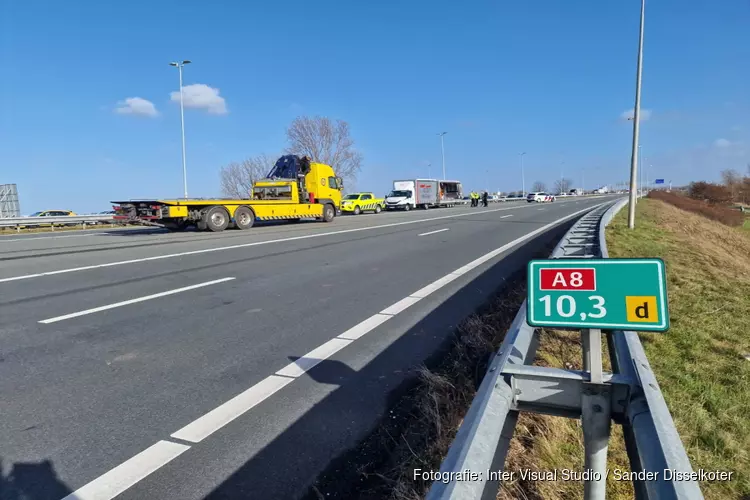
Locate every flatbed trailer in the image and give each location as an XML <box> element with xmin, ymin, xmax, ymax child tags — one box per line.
<box><xmin>112</xmin><ymin>155</ymin><xmax>343</xmax><ymax>232</ymax></box>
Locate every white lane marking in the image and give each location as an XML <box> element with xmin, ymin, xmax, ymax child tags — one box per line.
<box><xmin>0</xmin><ymin>201</ymin><xmax>586</xmax><ymax>284</ymax></box>
<box><xmin>380</xmin><ymin>296</ymin><xmax>422</xmax><ymax>315</ymax></box>
<box><xmin>537</xmin><ymin>208</ymin><xmax>545</xmax><ymax>210</ymax></box>
<box><xmin>170</xmin><ymin>375</ymin><xmax>294</xmax><ymax>443</ymax></box>
<box><xmin>169</xmin><ymin>203</ymin><xmax>602</xmax><ymax>442</ymax></box>
<box><xmin>61</xmin><ymin>440</ymin><xmax>190</xmax><ymax>500</ymax></box>
<box><xmin>500</xmin><ymin>215</ymin><xmax>513</xmax><ymax>219</ymax></box>
<box><xmin>275</xmin><ymin>338</ymin><xmax>354</xmax><ymax>378</ymax></box>
<box><xmin>337</xmin><ymin>313</ymin><xmax>391</xmax><ymax>340</ymax></box>
<box><xmin>38</xmin><ymin>277</ymin><xmax>235</xmax><ymax>324</ymax></box>
<box><xmin>67</xmin><ymin>202</ymin><xmax>605</xmax><ymax>497</ymax></box>
<box><xmin>0</xmin><ymin>232</ymin><xmax>115</xmax><ymax>243</ymax></box>
<box><xmin>418</xmin><ymin>228</ymin><xmax>449</xmax><ymax>237</ymax></box>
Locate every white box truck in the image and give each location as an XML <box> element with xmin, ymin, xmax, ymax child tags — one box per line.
<box><xmin>385</xmin><ymin>179</ymin><xmax>463</xmax><ymax>210</ymax></box>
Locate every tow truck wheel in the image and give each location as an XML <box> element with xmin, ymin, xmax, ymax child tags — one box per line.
<box><xmin>354</xmin><ymin>206</ymin><xmax>361</xmax><ymax>215</ymax></box>
<box><xmin>375</xmin><ymin>205</ymin><xmax>382</xmax><ymax>214</ymax></box>
<box><xmin>204</xmin><ymin>206</ymin><xmax>230</xmax><ymax>232</ymax></box>
<box><xmin>404</xmin><ymin>204</ymin><xmax>411</xmax><ymax>211</ymax></box>
<box><xmin>234</xmin><ymin>206</ymin><xmax>255</xmax><ymax>230</ymax></box>
<box><xmin>322</xmin><ymin>204</ymin><xmax>335</xmax><ymax>222</ymax></box>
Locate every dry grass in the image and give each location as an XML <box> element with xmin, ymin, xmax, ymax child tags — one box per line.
<box><xmin>495</xmin><ymin>198</ymin><xmax>750</xmax><ymax>500</ymax></box>
<box><xmin>377</xmin><ymin>288</ymin><xmax>528</xmax><ymax>500</ymax></box>
<box><xmin>605</xmin><ymin>199</ymin><xmax>750</xmax><ymax>499</ymax></box>
<box><xmin>497</xmin><ymin>328</ymin><xmax>633</xmax><ymax>500</ymax></box>
<box><xmin>648</xmin><ymin>190</ymin><xmax>746</xmax><ymax>227</ymax></box>
<box><xmin>304</xmin><ymin>281</ymin><xmax>530</xmax><ymax>500</ymax></box>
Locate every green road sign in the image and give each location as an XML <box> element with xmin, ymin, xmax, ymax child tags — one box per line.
<box><xmin>527</xmin><ymin>258</ymin><xmax>669</xmax><ymax>332</ymax></box>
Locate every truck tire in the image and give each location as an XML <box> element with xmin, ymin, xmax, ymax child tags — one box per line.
<box><xmin>322</xmin><ymin>204</ymin><xmax>335</xmax><ymax>222</ymax></box>
<box><xmin>203</xmin><ymin>206</ymin><xmax>230</xmax><ymax>232</ymax></box>
<box><xmin>234</xmin><ymin>206</ymin><xmax>255</xmax><ymax>230</ymax></box>
<box><xmin>404</xmin><ymin>204</ymin><xmax>411</xmax><ymax>211</ymax></box>
<box><xmin>422</xmin><ymin>204</ymin><xmax>429</xmax><ymax>210</ymax></box>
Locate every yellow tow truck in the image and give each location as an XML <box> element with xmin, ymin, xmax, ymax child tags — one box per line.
<box><xmin>112</xmin><ymin>155</ymin><xmax>343</xmax><ymax>232</ymax></box>
<box><xmin>340</xmin><ymin>192</ymin><xmax>385</xmax><ymax>215</ymax></box>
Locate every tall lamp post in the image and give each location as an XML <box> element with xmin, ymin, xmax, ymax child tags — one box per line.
<box><xmin>437</xmin><ymin>132</ymin><xmax>447</xmax><ymax>180</ymax></box>
<box><xmin>170</xmin><ymin>60</ymin><xmax>191</xmax><ymax>199</ymax></box>
<box><xmin>627</xmin><ymin>0</ymin><xmax>646</xmax><ymax>228</ymax></box>
<box><xmin>520</xmin><ymin>152</ymin><xmax>527</xmax><ymax>196</ymax></box>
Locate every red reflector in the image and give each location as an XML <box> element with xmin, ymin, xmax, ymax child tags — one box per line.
<box><xmin>309</xmin><ymin>192</ymin><xmax>315</xmax><ymax>203</ymax></box>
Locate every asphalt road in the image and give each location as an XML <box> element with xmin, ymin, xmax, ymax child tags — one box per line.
<box><xmin>0</xmin><ymin>195</ymin><xmax>619</xmax><ymax>500</ymax></box>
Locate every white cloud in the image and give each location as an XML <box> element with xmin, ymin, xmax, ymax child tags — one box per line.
<box><xmin>171</xmin><ymin>84</ymin><xmax>227</xmax><ymax>115</ymax></box>
<box><xmin>115</xmin><ymin>97</ymin><xmax>159</xmax><ymax>117</ymax></box>
<box><xmin>714</xmin><ymin>138</ymin><xmax>732</xmax><ymax>148</ymax></box>
<box><xmin>620</xmin><ymin>108</ymin><xmax>652</xmax><ymax>121</ymax></box>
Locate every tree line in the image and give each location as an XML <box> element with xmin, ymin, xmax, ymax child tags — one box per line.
<box><xmin>220</xmin><ymin>116</ymin><xmax>363</xmax><ymax>198</ymax></box>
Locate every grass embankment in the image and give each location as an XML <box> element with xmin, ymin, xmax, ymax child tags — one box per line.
<box><xmin>499</xmin><ymin>199</ymin><xmax>750</xmax><ymax>500</ymax></box>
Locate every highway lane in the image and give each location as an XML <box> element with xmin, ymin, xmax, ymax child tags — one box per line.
<box><xmin>0</xmin><ymin>196</ymin><xmax>618</xmax><ymax>500</ymax></box>
<box><xmin>0</xmin><ymin>197</ymin><xmax>606</xmax><ymax>279</ymax></box>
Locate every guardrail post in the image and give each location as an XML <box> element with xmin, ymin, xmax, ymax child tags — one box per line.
<box><xmin>581</xmin><ymin>328</ymin><xmax>611</xmax><ymax>500</ymax></box>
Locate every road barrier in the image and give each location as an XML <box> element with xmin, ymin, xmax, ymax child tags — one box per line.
<box><xmin>0</xmin><ymin>214</ymin><xmax>117</xmax><ymax>231</ymax></box>
<box><xmin>426</xmin><ymin>198</ymin><xmax>703</xmax><ymax>500</ymax></box>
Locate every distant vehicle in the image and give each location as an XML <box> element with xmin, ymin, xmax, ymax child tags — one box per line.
<box><xmin>23</xmin><ymin>209</ymin><xmax>78</xmax><ymax>228</ymax></box>
<box><xmin>340</xmin><ymin>192</ymin><xmax>384</xmax><ymax>215</ymax></box>
<box><xmin>527</xmin><ymin>192</ymin><xmax>555</xmax><ymax>203</ymax></box>
<box><xmin>569</xmin><ymin>188</ymin><xmax>583</xmax><ymax>196</ymax></box>
<box><xmin>29</xmin><ymin>210</ymin><xmax>77</xmax><ymax>217</ymax></box>
<box><xmin>385</xmin><ymin>179</ymin><xmax>463</xmax><ymax>210</ymax></box>
<box><xmin>595</xmin><ymin>186</ymin><xmax>609</xmax><ymax>194</ymax></box>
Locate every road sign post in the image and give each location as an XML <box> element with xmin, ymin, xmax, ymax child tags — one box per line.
<box><xmin>526</xmin><ymin>257</ymin><xmax>669</xmax><ymax>500</ymax></box>
<box><xmin>527</xmin><ymin>258</ymin><xmax>669</xmax><ymax>332</ymax></box>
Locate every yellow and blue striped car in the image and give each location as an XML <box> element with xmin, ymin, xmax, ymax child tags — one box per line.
<box><xmin>340</xmin><ymin>192</ymin><xmax>385</xmax><ymax>215</ymax></box>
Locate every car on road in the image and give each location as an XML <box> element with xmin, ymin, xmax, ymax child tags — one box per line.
<box><xmin>23</xmin><ymin>209</ymin><xmax>78</xmax><ymax>227</ymax></box>
<box><xmin>340</xmin><ymin>192</ymin><xmax>384</xmax><ymax>215</ymax></box>
<box><xmin>527</xmin><ymin>192</ymin><xmax>555</xmax><ymax>203</ymax></box>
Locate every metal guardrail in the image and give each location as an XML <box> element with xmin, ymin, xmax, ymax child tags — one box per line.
<box><xmin>427</xmin><ymin>197</ymin><xmax>703</xmax><ymax>500</ymax></box>
<box><xmin>0</xmin><ymin>215</ymin><xmax>116</xmax><ymax>229</ymax></box>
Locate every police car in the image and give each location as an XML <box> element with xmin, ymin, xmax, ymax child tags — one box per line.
<box><xmin>527</xmin><ymin>192</ymin><xmax>556</xmax><ymax>203</ymax></box>
<box><xmin>340</xmin><ymin>192</ymin><xmax>385</xmax><ymax>215</ymax></box>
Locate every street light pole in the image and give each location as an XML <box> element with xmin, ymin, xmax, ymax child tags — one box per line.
<box><xmin>438</xmin><ymin>132</ymin><xmax>447</xmax><ymax>180</ymax></box>
<box><xmin>427</xmin><ymin>162</ymin><xmax>432</xmax><ymax>178</ymax></box>
<box><xmin>170</xmin><ymin>60</ymin><xmax>192</xmax><ymax>199</ymax></box>
<box><xmin>627</xmin><ymin>0</ymin><xmax>645</xmax><ymax>229</ymax></box>
<box><xmin>560</xmin><ymin>161</ymin><xmax>565</xmax><ymax>194</ymax></box>
<box><xmin>520</xmin><ymin>152</ymin><xmax>527</xmax><ymax>196</ymax></box>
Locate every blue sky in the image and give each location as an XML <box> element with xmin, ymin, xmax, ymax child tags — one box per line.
<box><xmin>1</xmin><ymin>0</ymin><xmax>749</xmax><ymax>213</ymax></box>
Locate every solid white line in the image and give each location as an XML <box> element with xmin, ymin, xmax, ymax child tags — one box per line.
<box><xmin>171</xmin><ymin>375</ymin><xmax>294</xmax><ymax>443</ymax></box>
<box><xmin>537</xmin><ymin>208</ymin><xmax>545</xmax><ymax>210</ymax></box>
<box><xmin>276</xmin><ymin>338</ymin><xmax>354</xmax><ymax>378</ymax></box>
<box><xmin>38</xmin><ymin>277</ymin><xmax>236</xmax><ymax>324</ymax></box>
<box><xmin>418</xmin><ymin>228</ymin><xmax>449</xmax><ymax>236</ymax></box>
<box><xmin>61</xmin><ymin>440</ymin><xmax>190</xmax><ymax>500</ymax></box>
<box><xmin>0</xmin><ymin>232</ymin><xmax>114</xmax><ymax>243</ymax></box>
<box><xmin>380</xmin><ymin>296</ymin><xmax>422</xmax><ymax>315</ymax></box>
<box><xmin>337</xmin><ymin>313</ymin><xmax>392</xmax><ymax>340</ymax></box>
<box><xmin>500</xmin><ymin>215</ymin><xmax>513</xmax><ymax>219</ymax></box>
<box><xmin>68</xmin><ymin>201</ymin><xmax>606</xmax><ymax>497</ymax></box>
<box><xmin>0</xmin><ymin>202</ymin><xmax>574</xmax><ymax>284</ymax></box>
